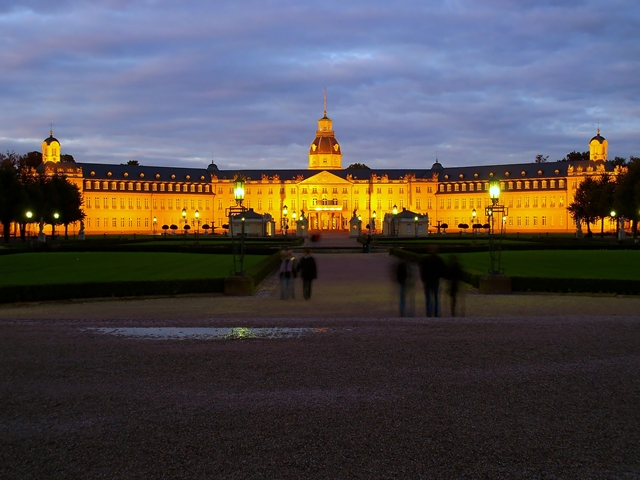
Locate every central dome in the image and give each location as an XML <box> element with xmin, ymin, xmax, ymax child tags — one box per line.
<box><xmin>308</xmin><ymin>92</ymin><xmax>342</xmax><ymax>170</ymax></box>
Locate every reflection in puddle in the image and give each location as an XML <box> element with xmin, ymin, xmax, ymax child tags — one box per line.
<box><xmin>88</xmin><ymin>327</ymin><xmax>325</xmax><ymax>340</ymax></box>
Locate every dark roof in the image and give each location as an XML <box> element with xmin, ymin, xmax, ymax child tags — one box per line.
<box><xmin>43</xmin><ymin>135</ymin><xmax>59</xmax><ymax>145</ymax></box>
<box><xmin>78</xmin><ymin>162</ymin><xmax>211</xmax><ymax>182</ymax></box>
<box><xmin>395</xmin><ymin>208</ymin><xmax>426</xmax><ymax>219</ymax></box>
<box><xmin>436</xmin><ymin>160</ymin><xmax>613</xmax><ymax>182</ymax></box>
<box><xmin>310</xmin><ymin>136</ymin><xmax>341</xmax><ymax>155</ymax></box>
<box><xmin>230</xmin><ymin>208</ymin><xmax>265</xmax><ymax>219</ymax></box>
<box><xmin>590</xmin><ymin>134</ymin><xmax>606</xmax><ymax>143</ymax></box>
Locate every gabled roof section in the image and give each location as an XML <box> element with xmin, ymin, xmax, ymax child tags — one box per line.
<box><xmin>299</xmin><ymin>170</ymin><xmax>352</xmax><ymax>185</ymax></box>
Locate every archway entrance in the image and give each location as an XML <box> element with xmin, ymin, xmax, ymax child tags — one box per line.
<box><xmin>307</xmin><ymin>211</ymin><xmax>348</xmax><ymax>232</ymax></box>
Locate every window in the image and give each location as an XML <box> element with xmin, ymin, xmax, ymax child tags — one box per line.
<box><xmin>144</xmin><ymin>184</ymin><xmax>149</xmax><ymax>191</ymax></box>
<box><xmin>302</xmin><ymin>200</ymin><xmax>307</xmax><ymax>210</ymax></box>
<box><xmin>533</xmin><ymin>216</ymin><xmax>538</xmax><ymax>226</ymax></box>
<box><xmin>145</xmin><ymin>218</ymin><xmax>149</xmax><ymax>227</ymax></box>
<box><xmin>533</xmin><ymin>197</ymin><xmax>538</xmax><ymax>208</ymax></box>
<box><xmin>87</xmin><ymin>198</ymin><xmax>91</xmax><ymax>208</ymax></box>
<box><xmin>525</xmin><ymin>181</ymin><xmax>530</xmax><ymax>189</ymax></box>
<box><xmin>388</xmin><ymin>187</ymin><xmax>393</xmax><ymax>194</ymax></box>
<box><xmin>508</xmin><ymin>217</ymin><xmax>513</xmax><ymax>226</ymax></box>
<box><xmin>542</xmin><ymin>216</ymin><xmax>547</xmax><ymax>226</ymax></box>
<box><xmin>268</xmin><ymin>200</ymin><xmax>273</xmax><ymax>210</ymax></box>
<box><xmin>516</xmin><ymin>197</ymin><xmax>521</xmax><ymax>208</ymax></box>
<box><xmin>550</xmin><ymin>180</ymin><xmax>556</xmax><ymax>188</ymax></box>
<box><xmin>559</xmin><ymin>180</ymin><xmax>565</xmax><ymax>188</ymax></box>
<box><xmin>388</xmin><ymin>200</ymin><xmax>393</xmax><ymax>209</ymax></box>
<box><xmin>516</xmin><ymin>181</ymin><xmax>522</xmax><ymax>190</ymax></box>
<box><xmin>541</xmin><ymin>196</ymin><xmax>546</xmax><ymax>207</ymax></box>
<box><xmin>440</xmin><ymin>199</ymin><xmax>444</xmax><ymax>209</ymax></box>
<box><xmin>469</xmin><ymin>184</ymin><xmax>475</xmax><ymax>191</ymax></box>
<box><xmin>542</xmin><ymin>180</ymin><xmax>547</xmax><ymax>188</ymax></box>
<box><xmin>461</xmin><ymin>199</ymin><xmax>466</xmax><ymax>209</ymax></box>
<box><xmin>103</xmin><ymin>197</ymin><xmax>108</xmax><ymax>208</ymax></box>
<box><xmin>461</xmin><ymin>184</ymin><xmax>466</xmax><ymax>192</ymax></box>
<box><xmin>427</xmin><ymin>199</ymin><xmax>432</xmax><ymax>209</ymax></box>
<box><xmin>508</xmin><ymin>197</ymin><xmax>513</xmax><ymax>208</ymax></box>
<box><xmin>160</xmin><ymin>199</ymin><xmax>165</xmax><ymax>209</ymax></box>
<box><xmin>399</xmin><ymin>188</ymin><xmax>404</xmax><ymax>194</ymax></box>
<box><xmin>427</xmin><ymin>187</ymin><xmax>432</xmax><ymax>193</ymax></box>
<box><xmin>559</xmin><ymin>196</ymin><xmax>565</xmax><ymax>208</ymax></box>
<box><xmin>377</xmin><ymin>188</ymin><xmax>382</xmax><ymax>194</ymax></box>
<box><xmin>129</xmin><ymin>218</ymin><xmax>133</xmax><ymax>227</ymax></box>
<box><xmin>205</xmin><ymin>200</ymin><xmax>210</xmax><ymax>210</ymax></box>
<box><xmin>446</xmin><ymin>185</ymin><xmax>451</xmax><ymax>192</ymax></box>
<box><xmin>145</xmin><ymin>198</ymin><xmax>149</xmax><ymax>209</ymax></box>
<box><xmin>121</xmin><ymin>218</ymin><xmax>125</xmax><ymax>227</ymax></box>
<box><xmin>533</xmin><ymin>181</ymin><xmax>538</xmax><ymax>189</ymax></box>
<box><xmin>354</xmin><ymin>199</ymin><xmax>359</xmax><ymax>210</ymax></box>
<box><xmin>153</xmin><ymin>198</ymin><xmax>157</xmax><ymax>209</ymax></box>
<box><xmin>137</xmin><ymin>218</ymin><xmax>141</xmax><ymax>227</ymax></box>
<box><xmin>525</xmin><ymin>217</ymin><xmax>530</xmax><ymax>226</ymax></box>
<box><xmin>439</xmin><ymin>185</ymin><xmax>444</xmax><ymax>192</ymax></box>
<box><xmin>257</xmin><ymin>200</ymin><xmax>262</xmax><ymax>210</ymax></box>
<box><xmin>96</xmin><ymin>218</ymin><xmax>100</xmax><ymax>227</ymax></box>
<box><xmin>447</xmin><ymin>199</ymin><xmax>452</xmax><ymax>209</ymax></box>
<box><xmin>112</xmin><ymin>218</ymin><xmax>117</xmax><ymax>227</ymax></box>
<box><xmin>571</xmin><ymin>181</ymin><xmax>577</xmax><ymax>189</ymax></box>
<box><xmin>137</xmin><ymin>198</ymin><xmax>141</xmax><ymax>209</ymax></box>
<box><xmin>112</xmin><ymin>198</ymin><xmax>117</xmax><ymax>209</ymax></box>
<box><xmin>136</xmin><ymin>183</ymin><xmax>141</xmax><ymax>191</ymax></box>
<box><xmin>169</xmin><ymin>199</ymin><xmax>173</xmax><ymax>209</ymax></box>
<box><xmin>120</xmin><ymin>198</ymin><xmax>125</xmax><ymax>209</ymax></box>
<box><xmin>302</xmin><ymin>188</ymin><xmax>307</xmax><ymax>194</ymax></box>
<box><xmin>454</xmin><ymin>199</ymin><xmax>459</xmax><ymax>209</ymax></box>
<box><xmin>454</xmin><ymin>184</ymin><xmax>459</xmax><ymax>192</ymax></box>
<box><xmin>257</xmin><ymin>188</ymin><xmax>262</xmax><ymax>195</ymax></box>
<box><xmin>416</xmin><ymin>199</ymin><xmax>421</xmax><ymax>209</ymax></box>
<box><xmin>377</xmin><ymin>199</ymin><xmax>382</xmax><ymax>210</ymax></box>
<box><xmin>524</xmin><ymin>197</ymin><xmax>530</xmax><ymax>208</ymax></box>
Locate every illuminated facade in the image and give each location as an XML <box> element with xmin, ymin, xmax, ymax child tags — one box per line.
<box><xmin>38</xmin><ymin>112</ymin><xmax>621</xmax><ymax>235</ymax></box>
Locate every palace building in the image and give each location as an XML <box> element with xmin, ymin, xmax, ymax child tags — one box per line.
<box><xmin>37</xmin><ymin>105</ymin><xmax>621</xmax><ymax>236</ymax></box>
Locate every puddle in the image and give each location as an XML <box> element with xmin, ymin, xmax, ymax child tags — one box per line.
<box><xmin>87</xmin><ymin>327</ymin><xmax>326</xmax><ymax>340</ymax></box>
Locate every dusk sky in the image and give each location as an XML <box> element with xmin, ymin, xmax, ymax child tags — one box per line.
<box><xmin>1</xmin><ymin>0</ymin><xmax>639</xmax><ymax>170</ymax></box>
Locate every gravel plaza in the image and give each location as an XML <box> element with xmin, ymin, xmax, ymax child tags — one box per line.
<box><xmin>1</xmin><ymin>249</ymin><xmax>639</xmax><ymax>478</ymax></box>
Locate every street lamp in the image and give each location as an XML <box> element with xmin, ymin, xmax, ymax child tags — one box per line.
<box><xmin>53</xmin><ymin>212</ymin><xmax>59</xmax><ymax>239</ymax></box>
<box><xmin>414</xmin><ymin>215</ymin><xmax>419</xmax><ymax>237</ymax></box>
<box><xmin>231</xmin><ymin>175</ymin><xmax>246</xmax><ymax>276</ymax></box>
<box><xmin>372</xmin><ymin>210</ymin><xmax>377</xmax><ymax>234</ymax></box>
<box><xmin>472</xmin><ymin>208</ymin><xmax>477</xmax><ymax>234</ymax></box>
<box><xmin>153</xmin><ymin>216</ymin><xmax>157</xmax><ymax>235</ymax></box>
<box><xmin>282</xmin><ymin>204</ymin><xmax>288</xmax><ymax>236</ymax></box>
<box><xmin>486</xmin><ymin>179</ymin><xmax>504</xmax><ymax>275</ymax></box>
<box><xmin>195</xmin><ymin>209</ymin><xmax>200</xmax><ymax>238</ymax></box>
<box><xmin>611</xmin><ymin>210</ymin><xmax>617</xmax><ymax>234</ymax></box>
<box><xmin>489</xmin><ymin>180</ymin><xmax>500</xmax><ymax>206</ymax></box>
<box><xmin>291</xmin><ymin>211</ymin><xmax>297</xmax><ymax>235</ymax></box>
<box><xmin>233</xmin><ymin>176</ymin><xmax>245</xmax><ymax>207</ymax></box>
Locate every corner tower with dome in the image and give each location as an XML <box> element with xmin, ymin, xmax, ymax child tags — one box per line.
<box><xmin>308</xmin><ymin>90</ymin><xmax>342</xmax><ymax>170</ymax></box>
<box><xmin>42</xmin><ymin>125</ymin><xmax>61</xmax><ymax>163</ymax></box>
<box><xmin>589</xmin><ymin>128</ymin><xmax>608</xmax><ymax>161</ymax></box>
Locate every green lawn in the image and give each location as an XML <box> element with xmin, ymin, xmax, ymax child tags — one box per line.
<box><xmin>453</xmin><ymin>250</ymin><xmax>640</xmax><ymax>280</ymax></box>
<box><xmin>0</xmin><ymin>252</ymin><xmax>269</xmax><ymax>286</ymax></box>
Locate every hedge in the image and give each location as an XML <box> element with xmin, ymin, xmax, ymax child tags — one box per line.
<box><xmin>0</xmin><ymin>250</ymin><xmax>283</xmax><ymax>304</ymax></box>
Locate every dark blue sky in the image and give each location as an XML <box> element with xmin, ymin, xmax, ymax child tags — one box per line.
<box><xmin>1</xmin><ymin>0</ymin><xmax>639</xmax><ymax>169</ymax></box>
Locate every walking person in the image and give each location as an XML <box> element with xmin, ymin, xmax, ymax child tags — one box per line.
<box><xmin>297</xmin><ymin>249</ymin><xmax>317</xmax><ymax>300</ymax></box>
<box><xmin>279</xmin><ymin>250</ymin><xmax>295</xmax><ymax>300</ymax></box>
<box><xmin>420</xmin><ymin>245</ymin><xmax>445</xmax><ymax>317</ymax></box>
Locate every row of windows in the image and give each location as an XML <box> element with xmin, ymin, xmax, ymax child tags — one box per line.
<box><xmin>438</xmin><ymin>196</ymin><xmax>566</xmax><ymax>210</ymax></box>
<box><xmin>216</xmin><ymin>186</ymin><xmax>436</xmax><ymax>195</ymax></box>
<box><xmin>84</xmin><ymin>217</ymin><xmax>211</xmax><ymax>229</ymax></box>
<box><xmin>85</xmin><ymin>197</ymin><xmax>210</xmax><ymax>210</ymax></box>
<box><xmin>85</xmin><ymin>181</ymin><xmax>210</xmax><ymax>193</ymax></box>
<box><xmin>439</xmin><ymin>179</ymin><xmax>566</xmax><ymax>193</ymax></box>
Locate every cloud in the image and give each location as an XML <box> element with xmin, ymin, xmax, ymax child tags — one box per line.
<box><xmin>1</xmin><ymin>0</ymin><xmax>639</xmax><ymax>168</ymax></box>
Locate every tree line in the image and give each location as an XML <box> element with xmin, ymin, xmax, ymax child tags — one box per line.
<box><xmin>0</xmin><ymin>151</ymin><xmax>83</xmax><ymax>242</ymax></box>
<box><xmin>568</xmin><ymin>156</ymin><xmax>640</xmax><ymax>238</ymax></box>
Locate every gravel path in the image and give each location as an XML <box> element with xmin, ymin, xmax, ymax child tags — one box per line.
<box><xmin>1</xmin><ymin>252</ymin><xmax>639</xmax><ymax>478</ymax></box>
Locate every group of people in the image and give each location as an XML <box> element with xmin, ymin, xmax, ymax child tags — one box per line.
<box><xmin>394</xmin><ymin>246</ymin><xmax>463</xmax><ymax>317</ymax></box>
<box><xmin>278</xmin><ymin>249</ymin><xmax>318</xmax><ymax>300</ymax></box>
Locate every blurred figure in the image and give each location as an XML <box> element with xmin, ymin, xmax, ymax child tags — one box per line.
<box><xmin>279</xmin><ymin>250</ymin><xmax>295</xmax><ymax>299</ymax></box>
<box><xmin>297</xmin><ymin>248</ymin><xmax>318</xmax><ymax>300</ymax></box>
<box><xmin>447</xmin><ymin>255</ymin><xmax>463</xmax><ymax>317</ymax></box>
<box><xmin>420</xmin><ymin>245</ymin><xmax>445</xmax><ymax>317</ymax></box>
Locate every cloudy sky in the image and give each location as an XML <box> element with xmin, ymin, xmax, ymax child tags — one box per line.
<box><xmin>1</xmin><ymin>0</ymin><xmax>639</xmax><ymax>170</ymax></box>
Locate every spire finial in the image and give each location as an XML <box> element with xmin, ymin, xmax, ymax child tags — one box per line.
<box><xmin>50</xmin><ymin>120</ymin><xmax>53</xmax><ymax>137</ymax></box>
<box><xmin>597</xmin><ymin>118</ymin><xmax>600</xmax><ymax>136</ymax></box>
<box><xmin>323</xmin><ymin>87</ymin><xmax>327</xmax><ymax>117</ymax></box>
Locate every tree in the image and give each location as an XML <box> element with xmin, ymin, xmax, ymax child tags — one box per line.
<box><xmin>126</xmin><ymin>160</ymin><xmax>140</xmax><ymax>166</ymax></box>
<box><xmin>611</xmin><ymin>156</ymin><xmax>627</xmax><ymax>166</ymax></box>
<box><xmin>47</xmin><ymin>175</ymin><xmax>84</xmax><ymax>239</ymax></box>
<box><xmin>567</xmin><ymin>177</ymin><xmax>599</xmax><ymax>235</ymax></box>
<box><xmin>0</xmin><ymin>164</ymin><xmax>24</xmax><ymax>242</ymax></box>
<box><xmin>61</xmin><ymin>154</ymin><xmax>75</xmax><ymax>163</ymax></box>
<box><xmin>346</xmin><ymin>163</ymin><xmax>370</xmax><ymax>169</ymax></box>
<box><xmin>613</xmin><ymin>156</ymin><xmax>640</xmax><ymax>240</ymax></box>
<box><xmin>557</xmin><ymin>151</ymin><xmax>590</xmax><ymax>162</ymax></box>
<box><xmin>535</xmin><ymin>154</ymin><xmax>548</xmax><ymax>163</ymax></box>
<box><xmin>593</xmin><ymin>174</ymin><xmax>616</xmax><ymax>236</ymax></box>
